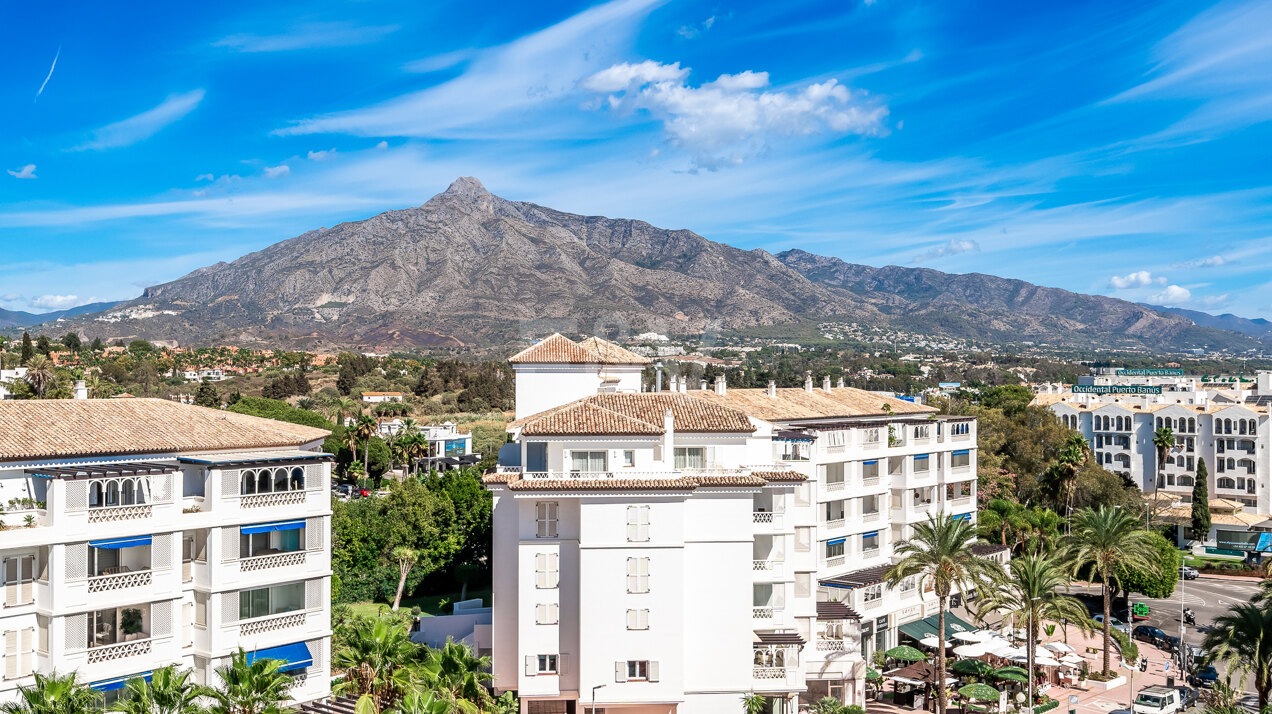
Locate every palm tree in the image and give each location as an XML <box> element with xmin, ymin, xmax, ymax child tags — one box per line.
<box><xmin>23</xmin><ymin>355</ymin><xmax>56</xmax><ymax>398</ymax></box>
<box><xmin>886</xmin><ymin>514</ymin><xmax>1002</xmax><ymax>714</ymax></box>
<box><xmin>205</xmin><ymin>649</ymin><xmax>292</xmax><ymax>714</ymax></box>
<box><xmin>976</xmin><ymin>554</ymin><xmax>1092</xmax><ymax>705</ymax></box>
<box><xmin>419</xmin><ymin>640</ymin><xmax>492</xmax><ymax>711</ymax></box>
<box><xmin>329</xmin><ymin>396</ymin><xmax>359</xmax><ymax>426</ymax></box>
<box><xmin>392</xmin><ymin>547</ymin><xmax>419</xmax><ymax>611</ymax></box>
<box><xmin>1063</xmin><ymin>506</ymin><xmax>1162</xmax><ymax>675</ymax></box>
<box><xmin>356</xmin><ymin>415</ymin><xmax>378</xmax><ymax>477</ymax></box>
<box><xmin>0</xmin><ymin>672</ymin><xmax>100</xmax><ymax>714</ymax></box>
<box><xmin>333</xmin><ymin>619</ymin><xmax>421</xmax><ymax>712</ymax></box>
<box><xmin>1151</xmin><ymin>426</ymin><xmax>1176</xmax><ymax>523</ymax></box>
<box><xmin>1057</xmin><ymin>432</ymin><xmax>1089</xmax><ymax>518</ymax></box>
<box><xmin>111</xmin><ymin>666</ymin><xmax>207</xmax><ymax>714</ymax></box>
<box><xmin>1203</xmin><ymin>603</ymin><xmax>1272</xmax><ymax>710</ymax></box>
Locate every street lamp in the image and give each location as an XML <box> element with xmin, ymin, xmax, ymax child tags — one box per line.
<box><xmin>592</xmin><ymin>683</ymin><xmax>607</xmax><ymax>714</ymax></box>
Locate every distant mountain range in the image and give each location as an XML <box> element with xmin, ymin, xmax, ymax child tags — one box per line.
<box><xmin>1136</xmin><ymin>304</ymin><xmax>1272</xmax><ymax>341</ymax></box>
<box><xmin>0</xmin><ymin>301</ymin><xmax>121</xmax><ymax>330</ymax></box>
<box><xmin>48</xmin><ymin>178</ymin><xmax>1268</xmax><ymax>353</ymax></box>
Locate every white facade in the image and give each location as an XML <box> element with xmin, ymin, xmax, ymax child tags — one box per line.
<box><xmin>488</xmin><ymin>336</ymin><xmax>985</xmax><ymax>714</ymax></box>
<box><xmin>0</xmin><ymin>408</ymin><xmax>332</xmax><ymax>706</ymax></box>
<box><xmin>511</xmin><ymin>364</ymin><xmax>644</xmax><ymax>421</ymax></box>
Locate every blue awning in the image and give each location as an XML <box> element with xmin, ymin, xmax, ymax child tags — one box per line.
<box><xmin>828</xmin><ymin>537</ymin><xmax>846</xmax><ymax>546</ymax></box>
<box><xmin>953</xmin><ymin>513</ymin><xmax>972</xmax><ymax>522</ymax></box>
<box><xmin>913</xmin><ymin>454</ymin><xmax>929</xmax><ymax>460</ymax></box>
<box><xmin>246</xmin><ymin>642</ymin><xmax>313</xmax><ymax>672</ymax></box>
<box><xmin>863</xmin><ymin>530</ymin><xmax>879</xmax><ymax>538</ymax></box>
<box><xmin>863</xmin><ymin>460</ymin><xmax>878</xmax><ymax>465</ymax></box>
<box><xmin>89</xmin><ymin>536</ymin><xmax>152</xmax><ymax>549</ymax></box>
<box><xmin>953</xmin><ymin>449</ymin><xmax>970</xmax><ymax>456</ymax></box>
<box><xmin>91</xmin><ymin>672</ymin><xmax>152</xmax><ymax>692</ymax></box>
<box><xmin>240</xmin><ymin>520</ymin><xmax>306</xmax><ymax>535</ymax></box>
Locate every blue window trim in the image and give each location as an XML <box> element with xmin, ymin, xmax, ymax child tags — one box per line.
<box><xmin>240</xmin><ymin>520</ymin><xmax>306</xmax><ymax>535</ymax></box>
<box><xmin>89</xmin><ymin>536</ymin><xmax>152</xmax><ymax>549</ymax></box>
<box><xmin>953</xmin><ymin>449</ymin><xmax>970</xmax><ymax>456</ymax></box>
<box><xmin>827</xmin><ymin>537</ymin><xmax>846</xmax><ymax>546</ymax></box>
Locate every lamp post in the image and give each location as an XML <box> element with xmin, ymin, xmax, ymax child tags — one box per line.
<box><xmin>592</xmin><ymin>683</ymin><xmax>606</xmax><ymax>714</ymax></box>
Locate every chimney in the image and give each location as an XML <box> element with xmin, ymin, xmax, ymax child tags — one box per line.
<box><xmin>713</xmin><ymin>376</ymin><xmax>727</xmax><ymax>395</ymax></box>
<box><xmin>678</xmin><ymin>376</ymin><xmax>687</xmax><ymax>394</ymax></box>
<box><xmin>663</xmin><ymin>408</ymin><xmax>676</xmax><ymax>469</ymax></box>
<box><xmin>767</xmin><ymin>380</ymin><xmax>777</xmax><ymax>398</ymax></box>
<box><xmin>804</xmin><ymin>372</ymin><xmax>814</xmax><ymax>393</ymax></box>
<box><xmin>837</xmin><ymin>377</ymin><xmax>845</xmax><ymax>389</ymax></box>
<box><xmin>823</xmin><ymin>375</ymin><xmax>832</xmax><ymax>392</ymax></box>
<box><xmin>699</xmin><ymin>379</ymin><xmax>708</xmax><ymax>391</ymax></box>
<box><xmin>73</xmin><ymin>380</ymin><xmax>88</xmax><ymax>400</ymax></box>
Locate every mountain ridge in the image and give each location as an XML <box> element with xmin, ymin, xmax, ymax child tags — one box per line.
<box><xmin>51</xmin><ymin>178</ymin><xmax>1266</xmax><ymax>353</ymax></box>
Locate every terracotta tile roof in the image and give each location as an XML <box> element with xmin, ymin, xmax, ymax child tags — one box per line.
<box><xmin>751</xmin><ymin>470</ymin><xmax>808</xmax><ymax>482</ymax></box>
<box><xmin>510</xmin><ymin>393</ymin><xmax>755</xmax><ymax>436</ymax></box>
<box><xmin>509</xmin><ymin>333</ymin><xmax>650</xmax><ymax>365</ymax></box>
<box><xmin>0</xmin><ymin>398</ymin><xmax>331</xmax><ymax>462</ymax></box>
<box><xmin>685</xmin><ymin>386</ymin><xmax>934</xmax><ymax>422</ymax></box>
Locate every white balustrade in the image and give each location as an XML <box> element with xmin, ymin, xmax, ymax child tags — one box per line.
<box><xmin>87</xmin><ymin>570</ymin><xmax>152</xmax><ymax>593</ymax></box>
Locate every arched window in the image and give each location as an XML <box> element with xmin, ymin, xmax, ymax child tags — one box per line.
<box><xmin>1240</xmin><ymin>420</ymin><xmax>1248</xmax><ymax>435</ymax></box>
<box><xmin>1155</xmin><ymin>417</ymin><xmax>1162</xmax><ymax>429</ymax></box>
<box><xmin>257</xmin><ymin>469</ymin><xmax>273</xmax><ymax>494</ymax></box>
<box><xmin>1218</xmin><ymin>477</ymin><xmax>1236</xmax><ymax>490</ymax></box>
<box><xmin>241</xmin><ymin>469</ymin><xmax>257</xmax><ymax>495</ymax></box>
<box><xmin>89</xmin><ymin>482</ymin><xmax>104</xmax><ymax>508</ymax></box>
<box><xmin>1189</xmin><ymin>418</ymin><xmax>1196</xmax><ymax>433</ymax></box>
<box><xmin>121</xmin><ymin>479</ymin><xmax>135</xmax><ymax>506</ymax></box>
<box><xmin>290</xmin><ymin>467</ymin><xmax>305</xmax><ymax>491</ymax></box>
<box><xmin>1227</xmin><ymin>458</ymin><xmax>1236</xmax><ymax>470</ymax></box>
<box><xmin>1178</xmin><ymin>476</ymin><xmax>1194</xmax><ymax>487</ymax></box>
<box><xmin>105</xmin><ymin>480</ymin><xmax>120</xmax><ymax>507</ymax></box>
<box><xmin>273</xmin><ymin>468</ymin><xmax>289</xmax><ymax>492</ymax></box>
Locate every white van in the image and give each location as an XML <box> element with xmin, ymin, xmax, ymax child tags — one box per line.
<box><xmin>1133</xmin><ymin>686</ymin><xmax>1182</xmax><ymax>714</ymax></box>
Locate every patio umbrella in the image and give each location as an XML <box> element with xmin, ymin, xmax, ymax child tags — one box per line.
<box><xmin>959</xmin><ymin>683</ymin><xmax>1001</xmax><ymax>701</ymax></box>
<box><xmin>886</xmin><ymin>645</ymin><xmax>928</xmax><ymax>662</ymax></box>
<box><xmin>1035</xmin><ymin>656</ymin><xmax>1062</xmax><ymax>667</ymax></box>
<box><xmin>994</xmin><ymin>666</ymin><xmax>1028</xmax><ymax>683</ymax></box>
<box><xmin>866</xmin><ymin>668</ymin><xmax>882</xmax><ymax>681</ymax></box>
<box><xmin>954</xmin><ymin>643</ymin><xmax>989</xmax><ymax>658</ymax></box>
<box><xmin>952</xmin><ymin>659</ymin><xmax>996</xmax><ymax>677</ymax></box>
<box><xmin>920</xmin><ymin>635</ymin><xmax>942</xmax><ymax>649</ymax></box>
<box><xmin>1060</xmin><ymin>654</ymin><xmax>1086</xmax><ymax>666</ymax></box>
<box><xmin>953</xmin><ymin>631</ymin><xmax>984</xmax><ymax>643</ymax></box>
<box><xmin>1045</xmin><ymin>642</ymin><xmax>1076</xmax><ymax>654</ymax></box>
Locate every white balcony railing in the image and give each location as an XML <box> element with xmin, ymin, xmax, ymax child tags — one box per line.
<box><xmin>521</xmin><ymin>466</ymin><xmax>796</xmax><ymax>481</ymax></box>
<box><xmin>826</xmin><ymin>481</ymin><xmax>845</xmax><ymax>492</ymax></box>
<box><xmin>87</xmin><ymin>505</ymin><xmax>152</xmax><ymax>524</ymax></box>
<box><xmin>240</xmin><ymin>612</ymin><xmax>306</xmax><ymax>637</ymax></box>
<box><xmin>753</xmin><ymin>607</ymin><xmax>775</xmax><ymax>619</ymax></box>
<box><xmin>753</xmin><ymin>559</ymin><xmax>784</xmax><ymax>572</ymax></box>
<box><xmin>87</xmin><ymin>570</ymin><xmax>152</xmax><ymax>594</ymax></box>
<box><xmin>862</xmin><ymin>476</ymin><xmax>880</xmax><ymax>487</ymax></box>
<box><xmin>754</xmin><ymin>666</ymin><xmax>795</xmax><ymax>679</ymax></box>
<box><xmin>826</xmin><ymin>519</ymin><xmax>844</xmax><ymax>530</ymax></box>
<box><xmin>240</xmin><ymin>551</ymin><xmax>307</xmax><ymax>572</ymax></box>
<box><xmin>752</xmin><ymin>512</ymin><xmax>783</xmax><ymax>527</ymax></box>
<box><xmin>862</xmin><ymin>512</ymin><xmax>881</xmax><ymax>523</ymax></box>
<box><xmin>826</xmin><ymin>556</ymin><xmax>844</xmax><ymax>568</ymax></box>
<box><xmin>87</xmin><ymin>638</ymin><xmax>151</xmax><ymax>664</ymax></box>
<box><xmin>862</xmin><ymin>547</ymin><xmax>881</xmax><ymax>559</ymax></box>
<box><xmin>817</xmin><ymin>640</ymin><xmax>847</xmax><ymax>651</ymax></box>
<box><xmin>241</xmin><ymin>492</ymin><xmax>305</xmax><ymax>509</ymax></box>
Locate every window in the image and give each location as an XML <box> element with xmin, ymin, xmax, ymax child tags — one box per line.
<box><xmin>2</xmin><ymin>556</ymin><xmax>34</xmax><ymax>607</ymax></box>
<box><xmin>824</xmin><ymin>463</ymin><xmax>845</xmax><ymax>486</ymax></box>
<box><xmin>3</xmin><ymin>628</ymin><xmax>34</xmax><ymax>680</ymax></box>
<box><xmin>536</xmin><ymin>502</ymin><xmax>559</xmax><ymax>538</ymax></box>
<box><xmin>239</xmin><ymin>581</ymin><xmax>305</xmax><ymax>620</ymax></box>
<box><xmin>535</xmin><ymin>603</ymin><xmax>559</xmax><ymax>625</ymax></box>
<box><xmin>626</xmin><ymin>609</ymin><xmax>649</xmax><ymax>631</ymax></box>
<box><xmin>826</xmin><ymin>430</ymin><xmax>847</xmax><ymax>447</ymax></box>
<box><xmin>951</xmin><ymin>450</ymin><xmax>971</xmax><ymax>469</ymax></box>
<box><xmin>862</xmin><ymin>494</ymin><xmax>879</xmax><ymax>516</ymax></box>
<box><xmin>862</xmin><ymin>531</ymin><xmax>879</xmax><ymax>553</ymax></box>
<box><xmin>622</xmin><ymin>450</ymin><xmax>635</xmax><ymax>468</ymax></box>
<box><xmin>240</xmin><ymin>526</ymin><xmax>304</xmax><ymax>558</ymax></box>
<box><xmin>899</xmin><ymin>576</ymin><xmax>917</xmax><ymax>593</ymax></box>
<box><xmin>863</xmin><ymin>584</ymin><xmax>883</xmax><ymax>603</ymax></box>
<box><xmin>826</xmin><ymin>538</ymin><xmax>845</xmax><ymax>559</ymax></box>
<box><xmin>795</xmin><ymin>572</ymin><xmax>811</xmax><ymax>598</ymax></box>
<box><xmin>537</xmin><ymin>655</ymin><xmax>558</xmax><ymax>674</ymax></box>
<box><xmin>535</xmin><ymin>553</ymin><xmax>560</xmax><ymax>589</ymax></box>
<box><xmin>674</xmin><ymin>447</ymin><xmax>705</xmax><ymax>470</ymax></box>
<box><xmin>863</xmin><ymin>428</ymin><xmax>881</xmax><ymax>444</ymax></box>
<box><xmin>862</xmin><ymin>461</ymin><xmax>879</xmax><ymax>479</ymax></box>
<box><xmin>623</xmin><ymin>660</ymin><xmax>657</xmax><ymax>681</ymax></box>
<box><xmin>951</xmin><ymin>422</ymin><xmax>970</xmax><ymax>436</ymax></box>
<box><xmin>795</xmin><ymin>527</ymin><xmax>813</xmax><ymax>552</ymax></box>
<box><xmin>627</xmin><ymin>506</ymin><xmax>650</xmax><ymax>542</ymax></box>
<box><xmin>946</xmin><ymin>481</ymin><xmax>972</xmax><ymax>499</ymax></box>
<box><xmin>239</xmin><ymin>467</ymin><xmax>304</xmax><ymax>496</ymax></box>
<box><xmin>824</xmin><ymin>500</ymin><xmax>845</xmax><ymax>522</ymax></box>
<box><xmin>913</xmin><ymin>454</ymin><xmax>930</xmax><ymax>472</ymax></box>
<box><xmin>626</xmin><ymin>557</ymin><xmax>649</xmax><ymax>593</ymax></box>
<box><xmin>874</xmin><ymin>615</ymin><xmax>889</xmax><ymax>653</ymax></box>
<box><xmin>570</xmin><ymin>451</ymin><xmax>607</xmax><ymax>473</ymax></box>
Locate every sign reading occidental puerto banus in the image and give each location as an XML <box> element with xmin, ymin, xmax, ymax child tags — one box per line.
<box><xmin>1115</xmin><ymin>368</ymin><xmax>1184</xmax><ymax>376</ymax></box>
<box><xmin>1073</xmin><ymin>385</ymin><xmax>1163</xmax><ymax>394</ymax></box>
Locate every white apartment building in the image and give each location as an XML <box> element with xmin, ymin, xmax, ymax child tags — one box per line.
<box><xmin>0</xmin><ymin>398</ymin><xmax>333</xmax><ymax>706</ymax></box>
<box><xmin>485</xmin><ymin>335</ymin><xmax>988</xmax><ymax>714</ymax></box>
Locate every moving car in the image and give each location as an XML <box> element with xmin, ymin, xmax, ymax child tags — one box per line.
<box><xmin>1176</xmin><ymin>687</ymin><xmax>1199</xmax><ymax>709</ymax></box>
<box><xmin>1095</xmin><ymin>614</ymin><xmax>1132</xmax><ymax>634</ymax></box>
<box><xmin>1192</xmin><ymin>665</ymin><xmax>1219</xmax><ymax>688</ymax></box>
<box><xmin>1179</xmin><ymin>565</ymin><xmax>1199</xmax><ymax>580</ymax></box>
<box><xmin>1133</xmin><ymin>686</ymin><xmax>1183</xmax><ymax>714</ymax></box>
<box><xmin>1133</xmin><ymin>625</ymin><xmax>1167</xmax><ymax>644</ymax></box>
<box><xmin>1160</xmin><ymin>634</ymin><xmax>1181</xmax><ymax>653</ymax></box>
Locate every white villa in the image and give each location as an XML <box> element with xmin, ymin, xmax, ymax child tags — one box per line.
<box><xmin>484</xmin><ymin>334</ymin><xmax>994</xmax><ymax>714</ymax></box>
<box><xmin>0</xmin><ymin>397</ymin><xmax>333</xmax><ymax>706</ymax></box>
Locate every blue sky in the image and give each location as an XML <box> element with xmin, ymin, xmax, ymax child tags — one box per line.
<box><xmin>3</xmin><ymin>0</ymin><xmax>1272</xmax><ymax>319</ymax></box>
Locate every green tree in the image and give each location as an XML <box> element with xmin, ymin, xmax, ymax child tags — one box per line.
<box><xmin>19</xmin><ymin>332</ymin><xmax>33</xmax><ymax>365</ymax></box>
<box><xmin>333</xmin><ymin>619</ymin><xmax>420</xmax><ymax>712</ymax></box>
<box><xmin>35</xmin><ymin>335</ymin><xmax>52</xmax><ymax>356</ymax></box>
<box><xmin>1115</xmin><ymin>530</ymin><xmax>1181</xmax><ymax>600</ymax></box>
<box><xmin>1192</xmin><ymin>458</ymin><xmax>1211</xmax><ymax>541</ymax></box>
<box><xmin>886</xmin><ymin>514</ymin><xmax>1001</xmax><ymax>714</ymax></box>
<box><xmin>356</xmin><ymin>415</ymin><xmax>379</xmax><ymax>476</ymax></box>
<box><xmin>420</xmin><ymin>640</ymin><xmax>493</xmax><ymax>711</ymax></box>
<box><xmin>205</xmin><ymin>649</ymin><xmax>292</xmax><ymax>714</ymax></box>
<box><xmin>90</xmin><ymin>337</ymin><xmax>104</xmax><ymax>352</ymax></box>
<box><xmin>338</xmin><ymin>363</ymin><xmax>358</xmax><ymax>395</ymax></box>
<box><xmin>0</xmin><ymin>672</ymin><xmax>100</xmax><ymax>714</ymax></box>
<box><xmin>128</xmin><ymin>339</ymin><xmax>155</xmax><ymax>356</ymax></box>
<box><xmin>1203</xmin><ymin>603</ymin><xmax>1272</xmax><ymax>711</ymax></box>
<box><xmin>194</xmin><ymin>380</ymin><xmax>221</xmax><ymax>408</ymax></box>
<box><xmin>391</xmin><ymin>547</ymin><xmax>419</xmax><ymax>611</ymax></box>
<box><xmin>1151</xmin><ymin>426</ymin><xmax>1176</xmax><ymax>520</ymax></box>
<box><xmin>227</xmin><ymin>396</ymin><xmax>332</xmax><ymax>430</ymax></box>
<box><xmin>23</xmin><ymin>355</ymin><xmax>57</xmax><ymax>398</ymax></box>
<box><xmin>60</xmin><ymin>333</ymin><xmax>81</xmax><ymax>352</ymax></box>
<box><xmin>1063</xmin><ymin>506</ymin><xmax>1162</xmax><ymax>675</ymax></box>
<box><xmin>328</xmin><ymin>397</ymin><xmax>360</xmax><ymax>427</ymax></box>
<box><xmin>110</xmin><ymin>665</ymin><xmax>207</xmax><ymax>714</ymax></box>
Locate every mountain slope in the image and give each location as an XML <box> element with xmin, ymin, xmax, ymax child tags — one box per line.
<box><xmin>0</xmin><ymin>301</ymin><xmax>121</xmax><ymax>329</ymax></box>
<box><xmin>1138</xmin><ymin>303</ymin><xmax>1272</xmax><ymax>340</ymax></box>
<box><xmin>58</xmin><ymin>178</ymin><xmax>1264</xmax><ymax>352</ymax></box>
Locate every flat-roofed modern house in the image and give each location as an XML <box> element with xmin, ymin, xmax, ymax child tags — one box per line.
<box><xmin>0</xmin><ymin>398</ymin><xmax>333</xmax><ymax>706</ymax></box>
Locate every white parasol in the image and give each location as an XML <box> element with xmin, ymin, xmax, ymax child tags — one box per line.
<box><xmin>1045</xmin><ymin>642</ymin><xmax>1076</xmax><ymax>654</ymax></box>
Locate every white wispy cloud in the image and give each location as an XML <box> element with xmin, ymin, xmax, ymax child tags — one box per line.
<box><xmin>1108</xmin><ymin>270</ymin><xmax>1167</xmax><ymax>289</ymax></box>
<box><xmin>31</xmin><ymin>294</ymin><xmax>80</xmax><ymax>309</ymax></box>
<box><xmin>911</xmin><ymin>239</ymin><xmax>979</xmax><ymax>263</ymax></box>
<box><xmin>195</xmin><ymin>173</ymin><xmax>215</xmax><ymax>181</ymax></box>
<box><xmin>1172</xmin><ymin>255</ymin><xmax>1227</xmax><ymax>268</ymax></box>
<box><xmin>35</xmin><ymin>46</ymin><xmax>60</xmax><ymax>102</ymax></box>
<box><xmin>264</xmin><ymin>165</ymin><xmax>291</xmax><ymax>178</ymax></box>
<box><xmin>677</xmin><ymin>15</ymin><xmax>716</xmax><ymax>39</ymax></box>
<box><xmin>583</xmin><ymin>61</ymin><xmax>888</xmax><ymax>168</ymax></box>
<box><xmin>402</xmin><ymin>49</ymin><xmax>477</xmax><ymax>74</ymax></box>
<box><xmin>7</xmin><ymin>165</ymin><xmax>37</xmax><ymax>179</ymax></box>
<box><xmin>213</xmin><ymin>22</ymin><xmax>398</xmax><ymax>52</ymax></box>
<box><xmin>1148</xmin><ymin>284</ymin><xmax>1192</xmax><ymax>305</ymax></box>
<box><xmin>72</xmin><ymin>90</ymin><xmax>205</xmax><ymax>151</ymax></box>
<box><xmin>307</xmin><ymin>149</ymin><xmax>336</xmax><ymax>161</ymax></box>
<box><xmin>275</xmin><ymin>0</ymin><xmax>664</xmax><ymax>138</ymax></box>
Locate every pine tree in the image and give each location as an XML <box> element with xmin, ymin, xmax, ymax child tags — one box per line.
<box><xmin>20</xmin><ymin>332</ymin><xmax>33</xmax><ymax>364</ymax></box>
<box><xmin>90</xmin><ymin>337</ymin><xmax>104</xmax><ymax>352</ymax></box>
<box><xmin>194</xmin><ymin>380</ymin><xmax>220</xmax><ymax>408</ymax></box>
<box><xmin>35</xmin><ymin>334</ymin><xmax>52</xmax><ymax>356</ymax></box>
<box><xmin>337</xmin><ymin>363</ymin><xmax>357</xmax><ymax>395</ymax></box>
<box><xmin>294</xmin><ymin>370</ymin><xmax>312</xmax><ymax>394</ymax></box>
<box><xmin>1191</xmin><ymin>458</ymin><xmax>1211</xmax><ymax>542</ymax></box>
<box><xmin>61</xmin><ymin>332</ymin><xmax>81</xmax><ymax>352</ymax></box>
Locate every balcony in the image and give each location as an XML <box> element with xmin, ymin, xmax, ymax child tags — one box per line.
<box><xmin>240</xmin><ymin>551</ymin><xmax>307</xmax><ymax>572</ymax></box>
<box><xmin>862</xmin><ymin>511</ymin><xmax>881</xmax><ymax>523</ymax></box>
<box><xmin>520</xmin><ymin>466</ymin><xmax>797</xmax><ymax>481</ymax></box>
<box><xmin>88</xmin><ymin>504</ymin><xmax>153</xmax><ymax>523</ymax></box>
<box><xmin>88</xmin><ymin>570</ymin><xmax>153</xmax><ymax>594</ymax></box>
<box><xmin>753</xmin><ymin>607</ymin><xmax>777</xmax><ymax>620</ymax></box>
<box><xmin>826</xmin><ymin>480</ymin><xmax>845</xmax><ymax>492</ymax></box>
<box><xmin>240</xmin><ymin>611</ymin><xmax>306</xmax><ymax>637</ymax></box>
<box><xmin>87</xmin><ymin>638</ymin><xmax>151</xmax><ymax>664</ymax></box>
<box><xmin>825</xmin><ymin>556</ymin><xmax>845</xmax><ymax>569</ymax></box>
<box><xmin>825</xmin><ymin>518</ymin><xmax>844</xmax><ymax>530</ymax></box>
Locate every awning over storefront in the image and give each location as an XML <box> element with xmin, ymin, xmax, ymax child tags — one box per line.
<box><xmin>89</xmin><ymin>536</ymin><xmax>152</xmax><ymax>549</ymax></box>
<box><xmin>240</xmin><ymin>520</ymin><xmax>306</xmax><ymax>535</ymax></box>
<box><xmin>246</xmin><ymin>642</ymin><xmax>313</xmax><ymax>672</ymax></box>
<box><xmin>898</xmin><ymin>612</ymin><xmax>978</xmax><ymax>642</ymax></box>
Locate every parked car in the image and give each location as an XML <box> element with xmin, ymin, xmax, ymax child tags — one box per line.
<box><xmin>1192</xmin><ymin>665</ymin><xmax>1219</xmax><ymax>688</ymax></box>
<box><xmin>1160</xmin><ymin>634</ymin><xmax>1181</xmax><ymax>653</ymax></box>
<box><xmin>1179</xmin><ymin>565</ymin><xmax>1199</xmax><ymax>580</ymax></box>
<box><xmin>1133</xmin><ymin>686</ymin><xmax>1183</xmax><ymax>714</ymax></box>
<box><xmin>1095</xmin><ymin>614</ymin><xmax>1132</xmax><ymax>634</ymax></box>
<box><xmin>1133</xmin><ymin>625</ymin><xmax>1167</xmax><ymax>644</ymax></box>
<box><xmin>1176</xmin><ymin>687</ymin><xmax>1199</xmax><ymax>708</ymax></box>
